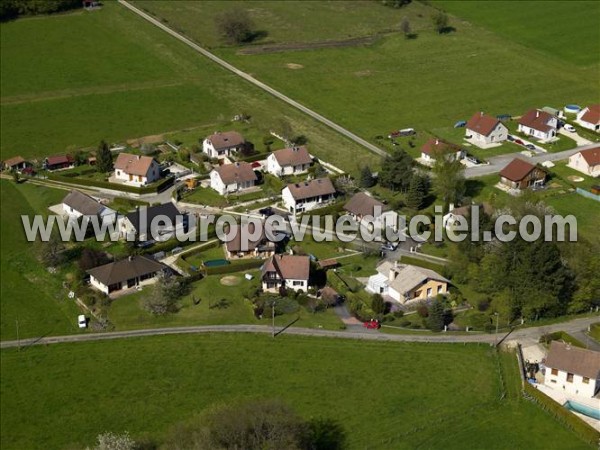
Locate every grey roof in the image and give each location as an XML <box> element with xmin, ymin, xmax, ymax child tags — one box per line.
<box><xmin>545</xmin><ymin>341</ymin><xmax>600</xmax><ymax>379</ymax></box>
<box><xmin>87</xmin><ymin>255</ymin><xmax>165</xmax><ymax>286</ymax></box>
<box><xmin>125</xmin><ymin>203</ymin><xmax>181</xmax><ymax>233</ymax></box>
<box><xmin>377</xmin><ymin>262</ymin><xmax>449</xmax><ymax>296</ymax></box>
<box><xmin>62</xmin><ymin>190</ymin><xmax>104</xmax><ymax>216</ymax></box>
<box><xmin>344</xmin><ymin>192</ymin><xmax>388</xmax><ymax>217</ymax></box>
<box><xmin>285</xmin><ymin>177</ymin><xmax>336</xmax><ymax>201</ymax></box>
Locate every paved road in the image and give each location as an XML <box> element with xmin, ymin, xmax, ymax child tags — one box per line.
<box><xmin>118</xmin><ymin>0</ymin><xmax>387</xmax><ymax>159</ymax></box>
<box><xmin>464</xmin><ymin>143</ymin><xmax>598</xmax><ymax>178</ymax></box>
<box><xmin>2</xmin><ymin>316</ymin><xmax>597</xmax><ymax>349</ymax></box>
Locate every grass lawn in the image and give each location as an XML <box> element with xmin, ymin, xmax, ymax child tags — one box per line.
<box><xmin>548</xmin><ymin>160</ymin><xmax>599</xmax><ymax>192</ymax></box>
<box><xmin>0</xmin><ymin>180</ymin><xmax>81</xmax><ymax>340</ymax></box>
<box><xmin>590</xmin><ymin>323</ymin><xmax>600</xmax><ymax>341</ymax></box>
<box><xmin>1</xmin><ymin>335</ymin><xmax>592</xmax><ymax>450</ymax></box>
<box><xmin>545</xmin><ymin>193</ymin><xmax>600</xmax><ymax>243</ymax></box>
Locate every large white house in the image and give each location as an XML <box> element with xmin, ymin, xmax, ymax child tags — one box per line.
<box><xmin>575</xmin><ymin>105</ymin><xmax>600</xmax><ymax>132</ymax></box>
<box><xmin>465</xmin><ymin>112</ymin><xmax>508</xmax><ymax>147</ymax></box>
<box><xmin>543</xmin><ymin>341</ymin><xmax>600</xmax><ymax>398</ymax></box>
<box><xmin>517</xmin><ymin>109</ymin><xmax>558</xmax><ymax>140</ymax></box>
<box><xmin>61</xmin><ymin>190</ymin><xmax>117</xmax><ymax>225</ymax></box>
<box><xmin>343</xmin><ymin>192</ymin><xmax>399</xmax><ymax>233</ymax></box>
<box><xmin>114</xmin><ymin>153</ymin><xmax>161</xmax><ymax>187</ymax></box>
<box><xmin>88</xmin><ymin>255</ymin><xmax>167</xmax><ymax>295</ymax></box>
<box><xmin>210</xmin><ymin>162</ymin><xmax>257</xmax><ymax>195</ymax></box>
<box><xmin>282</xmin><ymin>177</ymin><xmax>336</xmax><ymax>215</ymax></box>
<box><xmin>266</xmin><ymin>146</ymin><xmax>312</xmax><ymax>176</ymax></box>
<box><xmin>567</xmin><ymin>147</ymin><xmax>600</xmax><ymax>178</ymax></box>
<box><xmin>261</xmin><ymin>254</ymin><xmax>310</xmax><ymax>293</ymax></box>
<box><xmin>202</xmin><ymin>131</ymin><xmax>246</xmax><ymax>159</ymax></box>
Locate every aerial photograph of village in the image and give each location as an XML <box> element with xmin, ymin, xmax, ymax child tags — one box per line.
<box><xmin>1</xmin><ymin>0</ymin><xmax>599</xmax><ymax>449</ymax></box>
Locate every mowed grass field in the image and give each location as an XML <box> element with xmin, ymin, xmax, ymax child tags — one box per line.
<box><xmin>135</xmin><ymin>1</ymin><xmax>598</xmax><ymax>148</ymax></box>
<box><xmin>0</xmin><ymin>180</ymin><xmax>81</xmax><ymax>340</ymax></box>
<box><xmin>1</xmin><ymin>334</ymin><xmax>592</xmax><ymax>450</ymax></box>
<box><xmin>0</xmin><ymin>2</ymin><xmax>378</xmax><ymax>173</ymax></box>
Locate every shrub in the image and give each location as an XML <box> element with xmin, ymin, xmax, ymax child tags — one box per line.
<box><xmin>477</xmin><ymin>299</ymin><xmax>490</xmax><ymax>312</ymax></box>
<box><xmin>417</xmin><ymin>305</ymin><xmax>429</xmax><ymax>318</ymax></box>
<box><xmin>393</xmin><ymin>310</ymin><xmax>404</xmax><ymax>318</ymax></box>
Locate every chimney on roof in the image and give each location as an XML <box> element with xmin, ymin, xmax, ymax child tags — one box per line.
<box><xmin>536</xmin><ymin>110</ymin><xmax>540</xmax><ymax>118</ymax></box>
<box><xmin>435</xmin><ymin>139</ymin><xmax>439</xmax><ymax>145</ymax></box>
<box><xmin>480</xmin><ymin>111</ymin><xmax>484</xmax><ymax>117</ymax></box>
<box><xmin>388</xmin><ymin>266</ymin><xmax>398</xmax><ymax>282</ymax></box>
<box><xmin>128</xmin><ymin>255</ymin><xmax>134</xmax><ymax>262</ymax></box>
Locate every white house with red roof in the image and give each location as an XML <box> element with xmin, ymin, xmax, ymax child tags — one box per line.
<box><xmin>266</xmin><ymin>146</ymin><xmax>312</xmax><ymax>176</ymax></box>
<box><xmin>568</xmin><ymin>147</ymin><xmax>600</xmax><ymax>178</ymax></box>
<box><xmin>113</xmin><ymin>153</ymin><xmax>161</xmax><ymax>187</ymax></box>
<box><xmin>576</xmin><ymin>105</ymin><xmax>600</xmax><ymax>133</ymax></box>
<box><xmin>420</xmin><ymin>138</ymin><xmax>465</xmax><ymax>165</ymax></box>
<box><xmin>517</xmin><ymin>109</ymin><xmax>558</xmax><ymax>140</ymax></box>
<box><xmin>465</xmin><ymin>112</ymin><xmax>508</xmax><ymax>147</ymax></box>
<box><xmin>261</xmin><ymin>254</ymin><xmax>310</xmax><ymax>293</ymax></box>
<box><xmin>203</xmin><ymin>131</ymin><xmax>246</xmax><ymax>159</ymax></box>
<box><xmin>210</xmin><ymin>162</ymin><xmax>257</xmax><ymax>195</ymax></box>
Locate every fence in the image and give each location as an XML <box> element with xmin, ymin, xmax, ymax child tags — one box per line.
<box><xmin>576</xmin><ymin>188</ymin><xmax>600</xmax><ymax>202</ymax></box>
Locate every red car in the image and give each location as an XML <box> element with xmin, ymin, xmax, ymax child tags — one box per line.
<box><xmin>363</xmin><ymin>319</ymin><xmax>381</xmax><ymax>329</ymax></box>
<box><xmin>514</xmin><ymin>139</ymin><xmax>525</xmax><ymax>146</ymax></box>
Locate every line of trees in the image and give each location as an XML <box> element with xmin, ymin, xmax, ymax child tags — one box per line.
<box><xmin>1</xmin><ymin>0</ymin><xmax>80</xmax><ymax>21</ymax></box>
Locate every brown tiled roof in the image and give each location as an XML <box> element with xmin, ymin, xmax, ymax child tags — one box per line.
<box><xmin>545</xmin><ymin>341</ymin><xmax>600</xmax><ymax>379</ymax></box>
<box><xmin>580</xmin><ymin>104</ymin><xmax>600</xmax><ymax>125</ymax></box>
<box><xmin>62</xmin><ymin>190</ymin><xmax>103</xmax><ymax>216</ymax></box>
<box><xmin>578</xmin><ymin>147</ymin><xmax>600</xmax><ymax>166</ymax></box>
<box><xmin>518</xmin><ymin>109</ymin><xmax>555</xmax><ymax>133</ymax></box>
<box><xmin>272</xmin><ymin>146</ymin><xmax>312</xmax><ymax>166</ymax></box>
<box><xmin>499</xmin><ymin>158</ymin><xmax>542</xmax><ymax>182</ymax></box>
<box><xmin>87</xmin><ymin>255</ymin><xmax>165</xmax><ymax>286</ymax></box>
<box><xmin>46</xmin><ymin>154</ymin><xmax>73</xmax><ymax>166</ymax></box>
<box><xmin>214</xmin><ymin>162</ymin><xmax>257</xmax><ymax>185</ymax></box>
<box><xmin>421</xmin><ymin>138</ymin><xmax>461</xmax><ymax>156</ymax></box>
<box><xmin>466</xmin><ymin>112</ymin><xmax>502</xmax><ymax>136</ymax></box>
<box><xmin>449</xmin><ymin>203</ymin><xmax>494</xmax><ymax>218</ymax></box>
<box><xmin>285</xmin><ymin>177</ymin><xmax>336</xmax><ymax>201</ymax></box>
<box><xmin>344</xmin><ymin>192</ymin><xmax>388</xmax><ymax>217</ymax></box>
<box><xmin>114</xmin><ymin>153</ymin><xmax>156</xmax><ymax>176</ymax></box>
<box><xmin>225</xmin><ymin>222</ymin><xmax>268</xmax><ymax>253</ymax></box>
<box><xmin>206</xmin><ymin>131</ymin><xmax>245</xmax><ymax>150</ymax></box>
<box><xmin>262</xmin><ymin>254</ymin><xmax>310</xmax><ymax>280</ymax></box>
<box><xmin>3</xmin><ymin>156</ymin><xmax>25</xmax><ymax>168</ymax></box>
<box><xmin>318</xmin><ymin>259</ymin><xmax>339</xmax><ymax>269</ymax></box>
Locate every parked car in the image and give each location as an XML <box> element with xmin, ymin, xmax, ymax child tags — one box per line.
<box><xmin>563</xmin><ymin>124</ymin><xmax>577</xmax><ymax>133</ymax></box>
<box><xmin>466</xmin><ymin>156</ymin><xmax>480</xmax><ymax>165</ymax></box>
<box><xmin>363</xmin><ymin>319</ymin><xmax>381</xmax><ymax>330</ymax></box>
<box><xmin>259</xmin><ymin>207</ymin><xmax>274</xmax><ymax>217</ymax></box>
<box><xmin>454</xmin><ymin>120</ymin><xmax>467</xmax><ymax>128</ymax></box>
<box><xmin>525</xmin><ymin>144</ymin><xmax>536</xmax><ymax>150</ymax></box>
<box><xmin>399</xmin><ymin>128</ymin><xmax>416</xmax><ymax>136</ymax></box>
<box><xmin>78</xmin><ymin>315</ymin><xmax>87</xmax><ymax>329</ymax></box>
<box><xmin>514</xmin><ymin>139</ymin><xmax>524</xmax><ymax>146</ymax></box>
<box><xmin>507</xmin><ymin>135</ymin><xmax>515</xmax><ymax>142</ymax></box>
<box><xmin>381</xmin><ymin>241</ymin><xmax>398</xmax><ymax>251</ymax></box>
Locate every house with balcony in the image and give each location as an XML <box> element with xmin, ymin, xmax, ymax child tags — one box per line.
<box><xmin>261</xmin><ymin>254</ymin><xmax>310</xmax><ymax>293</ymax></box>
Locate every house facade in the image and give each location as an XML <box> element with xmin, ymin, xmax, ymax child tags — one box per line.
<box><xmin>114</xmin><ymin>153</ymin><xmax>161</xmax><ymax>187</ymax></box>
<box><xmin>266</xmin><ymin>146</ymin><xmax>312</xmax><ymax>176</ymax></box>
<box><xmin>2</xmin><ymin>156</ymin><xmax>28</xmax><ymax>172</ymax></box>
<box><xmin>499</xmin><ymin>158</ymin><xmax>547</xmax><ymax>191</ymax></box>
<box><xmin>466</xmin><ymin>112</ymin><xmax>508</xmax><ymax>146</ymax></box>
<box><xmin>576</xmin><ymin>105</ymin><xmax>600</xmax><ymax>132</ymax></box>
<box><xmin>210</xmin><ymin>162</ymin><xmax>257</xmax><ymax>195</ymax></box>
<box><xmin>517</xmin><ymin>109</ymin><xmax>558</xmax><ymax>140</ymax></box>
<box><xmin>420</xmin><ymin>139</ymin><xmax>465</xmax><ymax>164</ymax></box>
<box><xmin>282</xmin><ymin>177</ymin><xmax>336</xmax><ymax>215</ymax></box>
<box><xmin>261</xmin><ymin>254</ymin><xmax>310</xmax><ymax>293</ymax></box>
<box><xmin>343</xmin><ymin>192</ymin><xmax>399</xmax><ymax>232</ymax></box>
<box><xmin>202</xmin><ymin>131</ymin><xmax>246</xmax><ymax>159</ymax></box>
<box><xmin>88</xmin><ymin>255</ymin><xmax>166</xmax><ymax>294</ymax></box>
<box><xmin>366</xmin><ymin>261</ymin><xmax>449</xmax><ymax>304</ymax></box>
<box><xmin>567</xmin><ymin>147</ymin><xmax>600</xmax><ymax>178</ymax></box>
<box><xmin>45</xmin><ymin>154</ymin><xmax>74</xmax><ymax>171</ymax></box>
<box><xmin>543</xmin><ymin>341</ymin><xmax>600</xmax><ymax>398</ymax></box>
<box><xmin>61</xmin><ymin>190</ymin><xmax>117</xmax><ymax>225</ymax></box>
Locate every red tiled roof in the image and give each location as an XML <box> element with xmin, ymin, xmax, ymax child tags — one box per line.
<box><xmin>214</xmin><ymin>162</ymin><xmax>257</xmax><ymax>185</ymax></box>
<box><xmin>206</xmin><ymin>131</ymin><xmax>245</xmax><ymax>150</ymax></box>
<box><xmin>421</xmin><ymin>138</ymin><xmax>461</xmax><ymax>156</ymax></box>
<box><xmin>262</xmin><ymin>254</ymin><xmax>310</xmax><ymax>281</ymax></box>
<box><xmin>466</xmin><ymin>112</ymin><xmax>502</xmax><ymax>136</ymax></box>
<box><xmin>499</xmin><ymin>158</ymin><xmax>540</xmax><ymax>182</ymax></box>
<box><xmin>518</xmin><ymin>109</ymin><xmax>555</xmax><ymax>133</ymax></box>
<box><xmin>285</xmin><ymin>177</ymin><xmax>336</xmax><ymax>201</ymax></box>
<box><xmin>578</xmin><ymin>147</ymin><xmax>600</xmax><ymax>166</ymax></box>
<box><xmin>344</xmin><ymin>192</ymin><xmax>388</xmax><ymax>217</ymax></box>
<box><xmin>580</xmin><ymin>105</ymin><xmax>600</xmax><ymax>125</ymax></box>
<box><xmin>46</xmin><ymin>154</ymin><xmax>73</xmax><ymax>166</ymax></box>
<box><xmin>272</xmin><ymin>146</ymin><xmax>312</xmax><ymax>166</ymax></box>
<box><xmin>114</xmin><ymin>153</ymin><xmax>156</xmax><ymax>177</ymax></box>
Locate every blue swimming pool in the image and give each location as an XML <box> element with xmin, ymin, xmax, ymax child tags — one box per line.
<box><xmin>564</xmin><ymin>400</ymin><xmax>600</xmax><ymax>420</ymax></box>
<box><xmin>203</xmin><ymin>259</ymin><xmax>230</xmax><ymax>267</ymax></box>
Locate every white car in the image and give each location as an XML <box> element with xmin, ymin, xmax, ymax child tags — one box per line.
<box><xmin>563</xmin><ymin>124</ymin><xmax>577</xmax><ymax>133</ymax></box>
<box><xmin>78</xmin><ymin>315</ymin><xmax>87</xmax><ymax>329</ymax></box>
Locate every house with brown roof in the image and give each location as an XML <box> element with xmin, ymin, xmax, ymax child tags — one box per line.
<box><xmin>343</xmin><ymin>192</ymin><xmax>399</xmax><ymax>232</ymax></box>
<box><xmin>499</xmin><ymin>158</ymin><xmax>547</xmax><ymax>191</ymax></box>
<box><xmin>568</xmin><ymin>147</ymin><xmax>600</xmax><ymax>178</ymax></box>
<box><xmin>44</xmin><ymin>154</ymin><xmax>74</xmax><ymax>171</ymax></box>
<box><xmin>203</xmin><ymin>131</ymin><xmax>246</xmax><ymax>159</ymax></box>
<box><xmin>261</xmin><ymin>254</ymin><xmax>310</xmax><ymax>293</ymax></box>
<box><xmin>88</xmin><ymin>255</ymin><xmax>167</xmax><ymax>295</ymax></box>
<box><xmin>2</xmin><ymin>156</ymin><xmax>28</xmax><ymax>172</ymax></box>
<box><xmin>114</xmin><ymin>153</ymin><xmax>161</xmax><ymax>187</ymax></box>
<box><xmin>517</xmin><ymin>109</ymin><xmax>558</xmax><ymax>140</ymax></box>
<box><xmin>442</xmin><ymin>203</ymin><xmax>493</xmax><ymax>231</ymax></box>
<box><xmin>225</xmin><ymin>222</ymin><xmax>276</xmax><ymax>259</ymax></box>
<box><xmin>420</xmin><ymin>138</ymin><xmax>465</xmax><ymax>165</ymax></box>
<box><xmin>465</xmin><ymin>112</ymin><xmax>508</xmax><ymax>147</ymax></box>
<box><xmin>61</xmin><ymin>190</ymin><xmax>116</xmax><ymax>224</ymax></box>
<box><xmin>282</xmin><ymin>177</ymin><xmax>336</xmax><ymax>215</ymax></box>
<box><xmin>266</xmin><ymin>146</ymin><xmax>313</xmax><ymax>176</ymax></box>
<box><xmin>543</xmin><ymin>341</ymin><xmax>600</xmax><ymax>398</ymax></box>
<box><xmin>576</xmin><ymin>104</ymin><xmax>600</xmax><ymax>133</ymax></box>
<box><xmin>210</xmin><ymin>162</ymin><xmax>258</xmax><ymax>195</ymax></box>
<box><xmin>119</xmin><ymin>202</ymin><xmax>185</xmax><ymax>242</ymax></box>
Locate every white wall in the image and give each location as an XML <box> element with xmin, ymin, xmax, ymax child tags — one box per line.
<box><xmin>90</xmin><ymin>275</ymin><xmax>109</xmax><ymax>294</ymax></box>
<box><xmin>544</xmin><ymin>368</ymin><xmax>598</xmax><ymax>398</ymax></box>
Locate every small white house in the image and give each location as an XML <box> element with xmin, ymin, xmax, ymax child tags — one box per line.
<box><xmin>282</xmin><ymin>177</ymin><xmax>336</xmax><ymax>215</ymax></box>
<box><xmin>543</xmin><ymin>341</ymin><xmax>600</xmax><ymax>398</ymax></box>
<box><xmin>343</xmin><ymin>192</ymin><xmax>399</xmax><ymax>233</ymax></box>
<box><xmin>261</xmin><ymin>254</ymin><xmax>310</xmax><ymax>293</ymax></box>
<box><xmin>266</xmin><ymin>146</ymin><xmax>312</xmax><ymax>176</ymax></box>
<box><xmin>420</xmin><ymin>139</ymin><xmax>465</xmax><ymax>164</ymax></box>
<box><xmin>202</xmin><ymin>131</ymin><xmax>246</xmax><ymax>159</ymax></box>
<box><xmin>61</xmin><ymin>190</ymin><xmax>117</xmax><ymax>224</ymax></box>
<box><xmin>517</xmin><ymin>109</ymin><xmax>558</xmax><ymax>140</ymax></box>
<box><xmin>210</xmin><ymin>162</ymin><xmax>257</xmax><ymax>195</ymax></box>
<box><xmin>567</xmin><ymin>147</ymin><xmax>600</xmax><ymax>178</ymax></box>
<box><xmin>576</xmin><ymin>105</ymin><xmax>600</xmax><ymax>132</ymax></box>
<box><xmin>88</xmin><ymin>255</ymin><xmax>166</xmax><ymax>295</ymax></box>
<box><xmin>442</xmin><ymin>203</ymin><xmax>493</xmax><ymax>231</ymax></box>
<box><xmin>465</xmin><ymin>112</ymin><xmax>508</xmax><ymax>146</ymax></box>
<box><xmin>114</xmin><ymin>153</ymin><xmax>161</xmax><ymax>187</ymax></box>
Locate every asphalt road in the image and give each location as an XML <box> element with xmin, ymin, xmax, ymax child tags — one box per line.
<box><xmin>2</xmin><ymin>316</ymin><xmax>597</xmax><ymax>349</ymax></box>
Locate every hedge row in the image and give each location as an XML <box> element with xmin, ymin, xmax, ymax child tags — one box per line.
<box><xmin>46</xmin><ymin>173</ymin><xmax>174</xmax><ymax>195</ymax></box>
<box><xmin>204</xmin><ymin>259</ymin><xmax>264</xmax><ymax>276</ymax></box>
<box><xmin>523</xmin><ymin>383</ymin><xmax>599</xmax><ymax>445</ymax></box>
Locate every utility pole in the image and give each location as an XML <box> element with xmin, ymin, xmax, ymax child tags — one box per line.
<box><xmin>494</xmin><ymin>312</ymin><xmax>499</xmax><ymax>346</ymax></box>
<box><xmin>271</xmin><ymin>300</ymin><xmax>275</xmax><ymax>338</ymax></box>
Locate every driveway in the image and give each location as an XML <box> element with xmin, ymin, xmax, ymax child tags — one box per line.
<box><xmin>558</xmin><ymin>128</ymin><xmax>593</xmax><ymax>146</ymax></box>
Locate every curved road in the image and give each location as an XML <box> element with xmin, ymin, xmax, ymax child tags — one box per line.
<box><xmin>118</xmin><ymin>0</ymin><xmax>387</xmax><ymax>158</ymax></box>
<box><xmin>2</xmin><ymin>316</ymin><xmax>597</xmax><ymax>349</ymax></box>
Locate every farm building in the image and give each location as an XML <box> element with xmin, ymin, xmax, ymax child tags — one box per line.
<box><xmin>2</xmin><ymin>156</ymin><xmax>28</xmax><ymax>172</ymax></box>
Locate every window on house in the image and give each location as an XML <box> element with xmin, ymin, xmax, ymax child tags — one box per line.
<box><xmin>437</xmin><ymin>285</ymin><xmax>443</xmax><ymax>293</ymax></box>
<box><xmin>292</xmin><ymin>281</ymin><xmax>303</xmax><ymax>286</ymax></box>
<box><xmin>551</xmin><ymin>368</ymin><xmax>558</xmax><ymax>376</ymax></box>
<box><xmin>566</xmin><ymin>373</ymin><xmax>574</xmax><ymax>383</ymax></box>
<box><xmin>582</xmin><ymin>377</ymin><xmax>590</xmax><ymax>384</ymax></box>
<box><xmin>426</xmin><ymin>288</ymin><xmax>432</xmax><ymax>297</ymax></box>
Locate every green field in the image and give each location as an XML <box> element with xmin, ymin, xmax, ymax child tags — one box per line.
<box><xmin>1</xmin><ymin>334</ymin><xmax>592</xmax><ymax>450</ymax></box>
<box><xmin>0</xmin><ymin>3</ymin><xmax>378</xmax><ymax>174</ymax></box>
<box><xmin>0</xmin><ymin>180</ymin><xmax>81</xmax><ymax>340</ymax></box>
